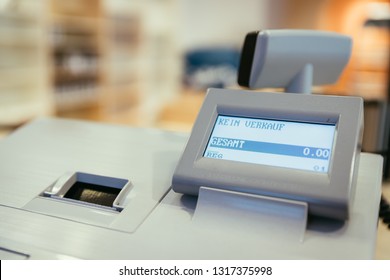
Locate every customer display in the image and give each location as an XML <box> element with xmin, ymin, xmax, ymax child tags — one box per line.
<box><xmin>204</xmin><ymin>115</ymin><xmax>336</xmax><ymax>173</ymax></box>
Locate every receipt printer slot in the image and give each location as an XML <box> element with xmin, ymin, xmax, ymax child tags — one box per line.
<box><xmin>43</xmin><ymin>172</ymin><xmax>132</xmax><ymax>212</ymax></box>
<box><xmin>64</xmin><ymin>181</ymin><xmax>121</xmax><ymax>208</ymax></box>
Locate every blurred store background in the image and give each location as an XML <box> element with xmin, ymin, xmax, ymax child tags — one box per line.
<box><xmin>0</xmin><ymin>0</ymin><xmax>389</xmax><ymax>162</ymax></box>
<box><xmin>0</xmin><ymin>0</ymin><xmax>389</xmax><ymax>258</ymax></box>
<box><xmin>3</xmin><ymin>0</ymin><xmax>388</xmax><ymax>171</ymax></box>
<box><xmin>0</xmin><ymin>0</ymin><xmax>388</xmax><ymax>128</ymax></box>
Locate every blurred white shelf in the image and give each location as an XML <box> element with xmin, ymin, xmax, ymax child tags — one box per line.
<box><xmin>0</xmin><ymin>3</ymin><xmax>52</xmax><ymax>126</ymax></box>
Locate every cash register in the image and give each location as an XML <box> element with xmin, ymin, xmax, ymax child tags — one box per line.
<box><xmin>0</xmin><ymin>30</ymin><xmax>382</xmax><ymax>259</ymax></box>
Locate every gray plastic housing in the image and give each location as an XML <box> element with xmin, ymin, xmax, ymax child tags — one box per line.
<box><xmin>237</xmin><ymin>30</ymin><xmax>352</xmax><ymax>93</ymax></box>
<box><xmin>171</xmin><ymin>88</ymin><xmax>364</xmax><ymax>220</ymax></box>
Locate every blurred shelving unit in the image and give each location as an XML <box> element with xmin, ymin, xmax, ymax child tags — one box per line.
<box><xmin>315</xmin><ymin>0</ymin><xmax>390</xmax><ymax>177</ymax></box>
<box><xmin>0</xmin><ymin>0</ymin><xmax>53</xmax><ymax>128</ymax></box>
<box><xmin>136</xmin><ymin>0</ymin><xmax>181</xmax><ymax>126</ymax></box>
<box><xmin>100</xmin><ymin>7</ymin><xmax>142</xmax><ymax>123</ymax></box>
<box><xmin>46</xmin><ymin>0</ymin><xmax>181</xmax><ymax>125</ymax></box>
<box><xmin>102</xmin><ymin>0</ymin><xmax>181</xmax><ymax>126</ymax></box>
<box><xmin>355</xmin><ymin>14</ymin><xmax>390</xmax><ymax>173</ymax></box>
<box><xmin>47</xmin><ymin>0</ymin><xmax>105</xmax><ymax>120</ymax></box>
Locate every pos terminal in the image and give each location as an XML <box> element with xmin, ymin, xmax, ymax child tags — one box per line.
<box><xmin>0</xmin><ymin>30</ymin><xmax>382</xmax><ymax>259</ymax></box>
<box><xmin>172</xmin><ymin>88</ymin><xmax>363</xmax><ymax>220</ymax></box>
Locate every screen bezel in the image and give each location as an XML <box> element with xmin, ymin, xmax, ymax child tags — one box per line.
<box><xmin>172</xmin><ymin>88</ymin><xmax>363</xmax><ymax>220</ymax></box>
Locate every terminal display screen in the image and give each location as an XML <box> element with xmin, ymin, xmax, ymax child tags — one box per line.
<box><xmin>204</xmin><ymin>115</ymin><xmax>336</xmax><ymax>173</ymax></box>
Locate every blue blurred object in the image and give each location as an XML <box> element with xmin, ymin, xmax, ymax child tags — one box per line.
<box><xmin>184</xmin><ymin>48</ymin><xmax>240</xmax><ymax>89</ymax></box>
